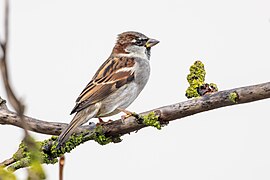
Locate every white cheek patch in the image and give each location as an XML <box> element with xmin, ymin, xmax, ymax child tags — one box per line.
<box><xmin>120</xmin><ymin>46</ymin><xmax>149</xmax><ymax>60</ymax></box>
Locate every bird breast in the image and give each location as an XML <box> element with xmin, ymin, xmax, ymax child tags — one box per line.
<box><xmin>97</xmin><ymin>57</ymin><xmax>150</xmax><ymax>117</ymax></box>
<box><xmin>133</xmin><ymin>57</ymin><xmax>150</xmax><ymax>91</ymax></box>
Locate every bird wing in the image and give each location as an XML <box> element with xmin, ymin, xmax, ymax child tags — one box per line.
<box><xmin>70</xmin><ymin>56</ymin><xmax>136</xmax><ymax>114</ymax></box>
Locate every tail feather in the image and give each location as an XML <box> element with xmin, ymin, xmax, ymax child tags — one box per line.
<box><xmin>56</xmin><ymin>104</ymin><xmax>100</xmax><ymax>149</ymax></box>
<box><xmin>56</xmin><ymin>114</ymin><xmax>84</xmax><ymax>149</ymax></box>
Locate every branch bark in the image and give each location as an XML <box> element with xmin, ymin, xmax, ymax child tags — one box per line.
<box><xmin>0</xmin><ymin>81</ymin><xmax>269</xmax><ymax>171</ymax></box>
<box><xmin>0</xmin><ymin>82</ymin><xmax>269</xmax><ymax>137</ymax></box>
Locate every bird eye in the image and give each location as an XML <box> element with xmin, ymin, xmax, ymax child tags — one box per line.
<box><xmin>135</xmin><ymin>39</ymin><xmax>146</xmax><ymax>46</ymax></box>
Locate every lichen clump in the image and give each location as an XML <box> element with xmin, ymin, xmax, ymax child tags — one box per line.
<box><xmin>54</xmin><ymin>126</ymin><xmax>120</xmax><ymax>148</ymax></box>
<box><xmin>142</xmin><ymin>112</ymin><xmax>161</xmax><ymax>130</ymax></box>
<box><xmin>229</xmin><ymin>92</ymin><xmax>239</xmax><ymax>103</ymax></box>
<box><xmin>186</xmin><ymin>61</ymin><xmax>206</xmax><ymax>98</ymax></box>
<box><xmin>48</xmin><ymin>126</ymin><xmax>120</xmax><ymax>160</ymax></box>
<box><xmin>44</xmin><ymin>136</ymin><xmax>66</xmax><ymax>164</ymax></box>
<box><xmin>10</xmin><ymin>137</ymin><xmax>46</xmax><ymax>179</ymax></box>
<box><xmin>52</xmin><ymin>133</ymin><xmax>86</xmax><ymax>157</ymax></box>
<box><xmin>185</xmin><ymin>61</ymin><xmax>218</xmax><ymax>98</ymax></box>
<box><xmin>93</xmin><ymin>126</ymin><xmax>113</xmax><ymax>145</ymax></box>
<box><xmin>209</xmin><ymin>83</ymin><xmax>218</xmax><ymax>91</ymax></box>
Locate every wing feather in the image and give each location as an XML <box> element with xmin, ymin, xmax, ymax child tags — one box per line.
<box><xmin>70</xmin><ymin>56</ymin><xmax>135</xmax><ymax>114</ymax></box>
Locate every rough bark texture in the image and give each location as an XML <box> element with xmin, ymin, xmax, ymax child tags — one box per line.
<box><xmin>1</xmin><ymin>82</ymin><xmax>270</xmax><ymax>137</ymax></box>
<box><xmin>0</xmin><ymin>82</ymin><xmax>270</xmax><ymax>171</ymax></box>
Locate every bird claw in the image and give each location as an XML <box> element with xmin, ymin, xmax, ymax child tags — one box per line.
<box><xmin>96</xmin><ymin>118</ymin><xmax>113</xmax><ymax>126</ymax></box>
<box><xmin>118</xmin><ymin>108</ymin><xmax>139</xmax><ymax>124</ymax></box>
<box><xmin>121</xmin><ymin>115</ymin><xmax>130</xmax><ymax>124</ymax></box>
<box><xmin>117</xmin><ymin>108</ymin><xmax>143</xmax><ymax>124</ymax></box>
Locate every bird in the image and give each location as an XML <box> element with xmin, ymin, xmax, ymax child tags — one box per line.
<box><xmin>56</xmin><ymin>31</ymin><xmax>159</xmax><ymax>148</ymax></box>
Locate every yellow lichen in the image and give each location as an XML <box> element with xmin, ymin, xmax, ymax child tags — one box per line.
<box><xmin>185</xmin><ymin>61</ymin><xmax>206</xmax><ymax>98</ymax></box>
<box><xmin>142</xmin><ymin>112</ymin><xmax>161</xmax><ymax>130</ymax></box>
<box><xmin>185</xmin><ymin>61</ymin><xmax>218</xmax><ymax>98</ymax></box>
<box><xmin>229</xmin><ymin>92</ymin><xmax>239</xmax><ymax>103</ymax></box>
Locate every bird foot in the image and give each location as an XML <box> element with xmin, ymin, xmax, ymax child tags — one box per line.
<box><xmin>118</xmin><ymin>108</ymin><xmax>141</xmax><ymax>124</ymax></box>
<box><xmin>117</xmin><ymin>108</ymin><xmax>132</xmax><ymax>124</ymax></box>
<box><xmin>96</xmin><ymin>118</ymin><xmax>113</xmax><ymax>126</ymax></box>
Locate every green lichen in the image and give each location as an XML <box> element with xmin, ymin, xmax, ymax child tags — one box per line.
<box><xmin>0</xmin><ymin>166</ymin><xmax>16</xmax><ymax>180</ymax></box>
<box><xmin>53</xmin><ymin>126</ymin><xmax>120</xmax><ymax>149</ymax></box>
<box><xmin>8</xmin><ymin>126</ymin><xmax>122</xmax><ymax>171</ymax></box>
<box><xmin>185</xmin><ymin>61</ymin><xmax>206</xmax><ymax>98</ymax></box>
<box><xmin>9</xmin><ymin>136</ymin><xmax>46</xmax><ymax>178</ymax></box>
<box><xmin>229</xmin><ymin>92</ymin><xmax>239</xmax><ymax>103</ymax></box>
<box><xmin>11</xmin><ymin>133</ymin><xmax>87</xmax><ymax>168</ymax></box>
<box><xmin>92</xmin><ymin>126</ymin><xmax>112</xmax><ymax>145</ymax></box>
<box><xmin>57</xmin><ymin>133</ymin><xmax>86</xmax><ymax>155</ymax></box>
<box><xmin>7</xmin><ymin>157</ymin><xmax>30</xmax><ymax>172</ymax></box>
<box><xmin>142</xmin><ymin>112</ymin><xmax>161</xmax><ymax>130</ymax></box>
<box><xmin>48</xmin><ymin>131</ymin><xmax>91</xmax><ymax>161</ymax></box>
<box><xmin>185</xmin><ymin>61</ymin><xmax>218</xmax><ymax>98</ymax></box>
<box><xmin>41</xmin><ymin>136</ymin><xmax>60</xmax><ymax>164</ymax></box>
<box><xmin>12</xmin><ymin>142</ymin><xmax>27</xmax><ymax>161</ymax></box>
<box><xmin>92</xmin><ymin>126</ymin><xmax>122</xmax><ymax>145</ymax></box>
<box><xmin>45</xmin><ymin>126</ymin><xmax>120</xmax><ymax>162</ymax></box>
<box><xmin>209</xmin><ymin>83</ymin><xmax>218</xmax><ymax>91</ymax></box>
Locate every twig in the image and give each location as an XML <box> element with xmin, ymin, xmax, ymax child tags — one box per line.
<box><xmin>59</xmin><ymin>156</ymin><xmax>65</xmax><ymax>180</ymax></box>
<box><xmin>0</xmin><ymin>0</ymin><xmax>28</xmax><ymax>135</ymax></box>
<box><xmin>0</xmin><ymin>157</ymin><xmax>15</xmax><ymax>167</ymax></box>
<box><xmin>4</xmin><ymin>0</ymin><xmax>9</xmax><ymax>46</ymax></box>
<box><xmin>0</xmin><ymin>1</ymin><xmax>45</xmax><ymax>178</ymax></box>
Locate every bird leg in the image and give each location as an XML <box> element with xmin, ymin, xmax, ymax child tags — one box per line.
<box><xmin>117</xmin><ymin>108</ymin><xmax>132</xmax><ymax>123</ymax></box>
<box><xmin>117</xmin><ymin>108</ymin><xmax>141</xmax><ymax>124</ymax></box>
<box><xmin>98</xmin><ymin>117</ymin><xmax>105</xmax><ymax>123</ymax></box>
<box><xmin>96</xmin><ymin>117</ymin><xmax>112</xmax><ymax>126</ymax></box>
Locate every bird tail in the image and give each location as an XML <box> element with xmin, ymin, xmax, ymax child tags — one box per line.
<box><xmin>56</xmin><ymin>109</ymin><xmax>96</xmax><ymax>149</ymax></box>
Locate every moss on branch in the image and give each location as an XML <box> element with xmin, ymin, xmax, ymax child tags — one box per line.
<box><xmin>5</xmin><ymin>125</ymin><xmax>123</xmax><ymax>171</ymax></box>
<box><xmin>142</xmin><ymin>112</ymin><xmax>161</xmax><ymax>130</ymax></box>
<box><xmin>185</xmin><ymin>61</ymin><xmax>218</xmax><ymax>98</ymax></box>
<box><xmin>229</xmin><ymin>92</ymin><xmax>239</xmax><ymax>103</ymax></box>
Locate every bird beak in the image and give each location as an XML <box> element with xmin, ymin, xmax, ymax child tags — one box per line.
<box><xmin>145</xmin><ymin>38</ymin><xmax>160</xmax><ymax>48</ymax></box>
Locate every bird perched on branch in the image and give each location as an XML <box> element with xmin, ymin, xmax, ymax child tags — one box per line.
<box><xmin>56</xmin><ymin>31</ymin><xmax>159</xmax><ymax>148</ymax></box>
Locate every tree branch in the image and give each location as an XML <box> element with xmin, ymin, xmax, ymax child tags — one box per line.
<box><xmin>0</xmin><ymin>82</ymin><xmax>269</xmax><ymax>137</ymax></box>
<box><xmin>0</xmin><ymin>82</ymin><xmax>269</xmax><ymax>171</ymax></box>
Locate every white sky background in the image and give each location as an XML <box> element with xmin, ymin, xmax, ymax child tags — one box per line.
<box><xmin>0</xmin><ymin>0</ymin><xmax>270</xmax><ymax>179</ymax></box>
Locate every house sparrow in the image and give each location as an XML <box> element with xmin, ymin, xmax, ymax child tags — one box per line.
<box><xmin>56</xmin><ymin>31</ymin><xmax>159</xmax><ymax>147</ymax></box>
